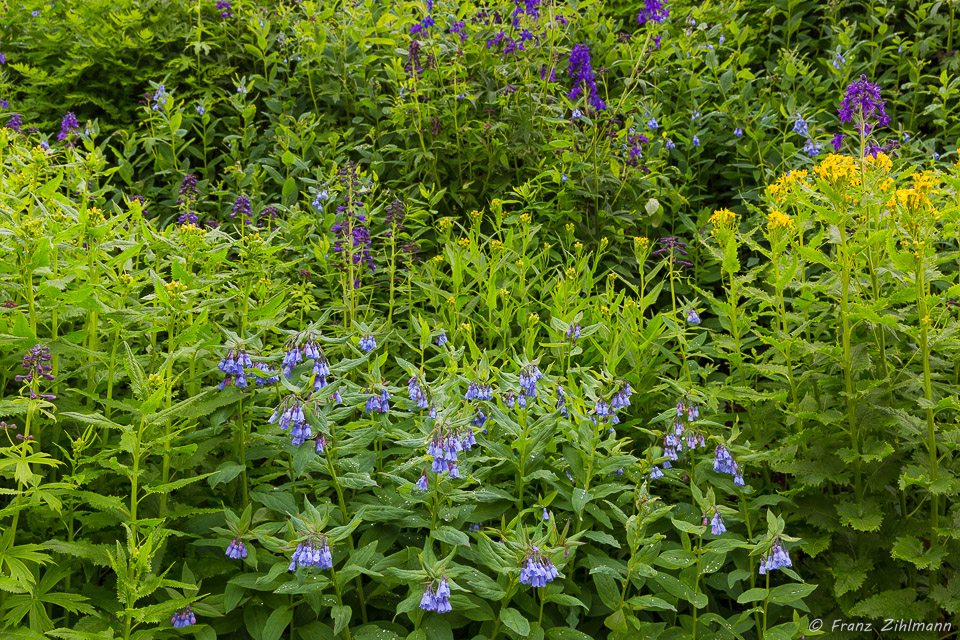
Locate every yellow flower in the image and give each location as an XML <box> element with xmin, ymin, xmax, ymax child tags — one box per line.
<box><xmin>515</xmin><ymin>258</ymin><xmax>524</xmax><ymax>267</ymax></box>
<box><xmin>813</xmin><ymin>154</ymin><xmax>860</xmax><ymax>188</ymax></box>
<box><xmin>458</xmin><ymin>237</ymin><xmax>470</xmax><ymax>248</ymax></box>
<box><xmin>438</xmin><ymin>218</ymin><xmax>454</xmax><ymax>231</ymax></box>
<box><xmin>519</xmin><ymin>212</ymin><xmax>531</xmax><ymax>224</ymax></box>
<box><xmin>566</xmin><ymin>267</ymin><xmax>578</xmax><ymax>281</ymax></box>
<box><xmin>490</xmin><ymin>240</ymin><xmax>504</xmax><ymax>252</ymax></box>
<box><xmin>432</xmin><ymin>254</ymin><xmax>445</xmax><ymax>264</ymax></box>
<box><xmin>633</xmin><ymin>236</ymin><xmax>649</xmax><ymax>248</ymax></box>
<box><xmin>164</xmin><ymin>280</ymin><xmax>187</xmax><ymax>297</ymax></box>
<box><xmin>528</xmin><ymin>312</ymin><xmax>539</xmax><ymax>324</ymax></box>
<box><xmin>447</xmin><ymin>296</ymin><xmax>456</xmax><ymax>305</ymax></box>
<box><xmin>766</xmin><ymin>170</ymin><xmax>809</xmax><ymax>203</ymax></box>
<box><xmin>469</xmin><ymin>209</ymin><xmax>483</xmax><ymax>220</ymax></box>
<box><xmin>574</xmin><ymin>241</ymin><xmax>583</xmax><ymax>252</ymax></box>
<box><xmin>864</xmin><ymin>152</ymin><xmax>892</xmax><ymax>173</ymax></box>
<box><xmin>767</xmin><ymin>210</ymin><xmax>795</xmax><ymax>231</ymax></box>
<box><xmin>709</xmin><ymin>208</ymin><xmax>737</xmax><ymax>230</ymax></box>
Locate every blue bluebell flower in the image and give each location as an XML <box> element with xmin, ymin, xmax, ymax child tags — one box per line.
<box><xmin>566</xmin><ymin>324</ymin><xmax>582</xmax><ymax>341</ymax></box>
<box><xmin>792</xmin><ymin>114</ymin><xmax>809</xmax><ymax>137</ymax></box>
<box><xmin>692</xmin><ymin>135</ymin><xmax>700</xmax><ymax>147</ymax></box>
<box><xmin>171</xmin><ymin>606</ymin><xmax>196</xmax><ymax>628</ymax></box>
<box><xmin>435</xmin><ymin>332</ymin><xmax>448</xmax><ymax>347</ymax></box>
<box><xmin>217</xmin><ymin>349</ymin><xmax>252</xmax><ymax>390</ymax></box>
<box><xmin>519</xmin><ymin>365</ymin><xmax>543</xmax><ymax>398</ymax></box>
<box><xmin>687</xmin><ymin>309</ymin><xmax>701</xmax><ymax>325</ymax></box>
<box><xmin>226</xmin><ymin>538</ymin><xmax>247</xmax><ymax>559</ymax></box>
<box><xmin>288</xmin><ymin>538</ymin><xmax>333</xmax><ymax>571</ymax></box>
<box><xmin>253</xmin><ymin>362</ymin><xmax>279</xmax><ymax>386</ymax></box>
<box><xmin>416</xmin><ymin>473</ymin><xmax>429</xmax><ymax>491</ymax></box>
<box><xmin>734</xmin><ymin>127</ymin><xmax>743</xmax><ymax>137</ymax></box>
<box><xmin>519</xmin><ymin>547</ymin><xmax>559</xmax><ymax>587</ymax></box>
<box><xmin>196</xmin><ymin>104</ymin><xmax>205</xmax><ymax>116</ymax></box>
<box><xmin>359</xmin><ymin>335</ymin><xmax>377</xmax><ymax>353</ymax></box>
<box><xmin>665</xmin><ymin>137</ymin><xmax>676</xmax><ymax>149</ymax></box>
<box><xmin>555</xmin><ymin>385</ymin><xmax>568</xmax><ymax>417</ymax></box>
<box><xmin>650</xmin><ymin>466</ymin><xmax>664</xmax><ymax>479</ymax></box>
<box><xmin>468</xmin><ymin>522</ymin><xmax>482</xmax><ymax>532</ymax></box>
<box><xmin>647</xmin><ymin>117</ymin><xmax>658</xmax><ymax>130</ymax></box>
<box><xmin>713</xmin><ymin>445</ymin><xmax>737</xmax><ymax>475</ymax></box>
<box><xmin>270</xmin><ymin>399</ymin><xmax>312</xmax><ymax>446</ymax></box>
<box><xmin>420</xmin><ymin>578</ymin><xmax>452</xmax><ymax>613</ymax></box>
<box><xmin>465</xmin><ymin>381</ymin><xmax>493</xmax><ymax>401</ymax></box>
<box><xmin>610</xmin><ymin>381</ymin><xmax>632</xmax><ymax>410</ymax></box>
<box><xmin>709</xmin><ymin>511</ymin><xmax>726</xmax><ymax>535</ymax></box>
<box><xmin>803</xmin><ymin>138</ymin><xmax>821</xmax><ymax>157</ymax></box>
<box><xmin>311</xmin><ymin>189</ymin><xmax>330</xmax><ymax>212</ymax></box>
<box><xmin>759</xmin><ymin>541</ymin><xmax>792</xmax><ymax>574</ymax></box>
<box><xmin>542</xmin><ymin>508</ymin><xmax>550</xmax><ymax>521</ymax></box>
<box><xmin>572</xmin><ymin>108</ymin><xmax>582</xmax><ymax>120</ymax></box>
<box><xmin>408</xmin><ymin>376</ymin><xmax>429</xmax><ymax>409</ymax></box>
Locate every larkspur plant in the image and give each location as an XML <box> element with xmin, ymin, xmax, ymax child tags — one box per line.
<box><xmin>0</xmin><ymin>0</ymin><xmax>959</xmax><ymax>638</ymax></box>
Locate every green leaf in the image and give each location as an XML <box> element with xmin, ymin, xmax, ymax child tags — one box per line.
<box><xmin>262</xmin><ymin>606</ymin><xmax>293</xmax><ymax>640</ymax></box>
<box><xmin>499</xmin><ymin>607</ymin><xmax>530</xmax><ymax>637</ymax></box>
<box><xmin>767</xmin><ymin>583</ymin><xmax>817</xmax><ymax>604</ymax></box>
<box><xmin>737</xmin><ymin>588</ymin><xmax>768</xmax><ymax>604</ymax></box>
<box><xmin>332</xmin><ymin>604</ymin><xmax>352</xmax><ymax>637</ymax></box>
<box><xmin>432</xmin><ymin>526</ymin><xmax>470</xmax><ymax>547</ymax></box>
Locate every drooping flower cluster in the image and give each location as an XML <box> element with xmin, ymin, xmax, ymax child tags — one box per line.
<box><xmin>555</xmin><ymin>384</ymin><xmax>568</xmax><ymax>417</ymax></box>
<box><xmin>426</xmin><ymin>424</ymin><xmax>476</xmax><ymax>479</ymax></box>
<box><xmin>217</xmin><ymin>349</ymin><xmax>252</xmax><ymax>390</ymax></box>
<box><xmin>252</xmin><ymin>362</ymin><xmax>279</xmax><ymax>387</ymax></box>
<box><xmin>567</xmin><ymin>44</ymin><xmax>606</xmax><ymax>112</ymax></box>
<box><xmin>269</xmin><ymin>397</ymin><xmax>312</xmax><ymax>446</ymax></box>
<box><xmin>288</xmin><ymin>536</ymin><xmax>333</xmax><ymax>571</ymax></box>
<box><xmin>713</xmin><ymin>444</ymin><xmax>745</xmax><ymax>485</ymax></box>
<box><xmin>435</xmin><ymin>331</ymin><xmax>448</xmax><ymax>347</ymax></box>
<box><xmin>171</xmin><ymin>606</ymin><xmax>196</xmax><ymax>628</ymax></box>
<box><xmin>566</xmin><ymin>324</ymin><xmax>581</xmax><ymax>343</ymax></box>
<box><xmin>518</xmin><ymin>364</ymin><xmax>543</xmax><ymax>401</ymax></box>
<box><xmin>660</xmin><ymin>400</ymin><xmax>707</xmax><ymax>468</ymax></box>
<box><xmin>466</xmin><ymin>380</ymin><xmax>494</xmax><ymax>427</ymax></box>
<box><xmin>225</xmin><ymin>538</ymin><xmax>247</xmax><ymax>559</ymax></box>
<box><xmin>519</xmin><ymin>547</ymin><xmax>559</xmax><ymax>587</ymax></box>
<box><xmin>364</xmin><ymin>385</ymin><xmax>391</xmax><ymax>414</ymax></box>
<box><xmin>358</xmin><ymin>335</ymin><xmax>377</xmax><ymax>353</ymax></box>
<box><xmin>407</xmin><ymin>375</ymin><xmax>431</xmax><ymax>411</ymax></box>
<box><xmin>704</xmin><ymin>508</ymin><xmax>726</xmax><ymax>535</ymax></box>
<box><xmin>758</xmin><ymin>540</ymin><xmax>792</xmax><ymax>574</ymax></box>
<box><xmin>636</xmin><ymin>0</ymin><xmax>669</xmax><ymax>25</ymax></box>
<box><xmin>687</xmin><ymin>309</ymin><xmax>701</xmax><ymax>325</ymax></box>
<box><xmin>419</xmin><ymin>578</ymin><xmax>452</xmax><ymax>613</ymax></box>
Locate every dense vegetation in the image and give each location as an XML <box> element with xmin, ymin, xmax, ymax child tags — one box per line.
<box><xmin>0</xmin><ymin>0</ymin><xmax>959</xmax><ymax>638</ymax></box>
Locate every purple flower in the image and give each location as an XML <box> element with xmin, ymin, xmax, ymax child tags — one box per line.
<box><xmin>359</xmin><ymin>335</ymin><xmax>377</xmax><ymax>353</ymax></box>
<box><xmin>542</xmin><ymin>507</ymin><xmax>550</xmax><ymax>521</ymax></box>
<box><xmin>686</xmin><ymin>309</ymin><xmax>701</xmax><ymax>325</ymax></box>
<box><xmin>226</xmin><ymin>538</ymin><xmax>247</xmax><ymax>559</ymax></box>
<box><xmin>449</xmin><ymin>21</ymin><xmax>468</xmax><ymax>41</ymax></box>
<box><xmin>519</xmin><ymin>548</ymin><xmax>559</xmax><ymax>587</ymax></box>
<box><xmin>231</xmin><ymin>194</ymin><xmax>252</xmax><ymax>222</ymax></box>
<box><xmin>803</xmin><ymin>138</ymin><xmax>821</xmax><ymax>157</ymax></box>
<box><xmin>270</xmin><ymin>397</ymin><xmax>312</xmax><ymax>446</ymax></box>
<box><xmin>57</xmin><ymin>112</ymin><xmax>80</xmax><ymax>142</ymax></box>
<box><xmin>171</xmin><ymin>606</ymin><xmax>196</xmax><ymax>628</ymax></box>
<box><xmin>709</xmin><ymin>511</ymin><xmax>726</xmax><ymax>535</ymax></box>
<box><xmin>330</xmin><ymin>208</ymin><xmax>375</xmax><ymax>287</ymax></box>
<box><xmin>216</xmin><ymin>1</ymin><xmax>233</xmax><ymax>18</ymax></box>
<box><xmin>650</xmin><ymin>466</ymin><xmax>664</xmax><ymax>479</ymax></box>
<box><xmin>792</xmin><ymin>114</ymin><xmax>808</xmax><ymax>137</ymax></box>
<box><xmin>637</xmin><ymin>0</ymin><xmax>669</xmax><ymax>25</ymax></box>
<box><xmin>831</xmin><ymin>132</ymin><xmax>847</xmax><ymax>152</ymax></box>
<box><xmin>734</xmin><ymin>127</ymin><xmax>743</xmax><ymax>137</ymax></box>
<box><xmin>435</xmin><ymin>332</ymin><xmax>448</xmax><ymax>347</ymax></box>
<box><xmin>567</xmin><ymin>44</ymin><xmax>606</xmax><ymax>112</ymax></box>
<box><xmin>838</xmin><ymin>75</ymin><xmax>890</xmax><ymax>134</ymax></box>
<box><xmin>288</xmin><ymin>537</ymin><xmax>333</xmax><ymax>571</ymax></box>
<box><xmin>16</xmin><ymin>345</ymin><xmax>55</xmax><ymax>383</ymax></box>
<box><xmin>692</xmin><ymin>135</ymin><xmax>700</xmax><ymax>147</ymax></box>
<box><xmin>5</xmin><ymin>112</ymin><xmax>21</xmax><ymax>132</ymax></box>
<box><xmin>420</xmin><ymin>578</ymin><xmax>453</xmax><ymax>613</ymax></box>
<box><xmin>759</xmin><ymin>540</ymin><xmax>792</xmax><ymax>574</ymax></box>
<box><xmin>416</xmin><ymin>473</ymin><xmax>429</xmax><ymax>491</ymax></box>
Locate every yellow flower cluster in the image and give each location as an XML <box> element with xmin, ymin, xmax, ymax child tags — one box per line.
<box><xmin>490</xmin><ymin>240</ymin><xmax>504</xmax><ymax>252</ymax></box>
<box><xmin>633</xmin><ymin>236</ymin><xmax>650</xmax><ymax>249</ymax></box>
<box><xmin>437</xmin><ymin>218</ymin><xmax>454</xmax><ymax>231</ymax></box>
<box><xmin>457</xmin><ymin>237</ymin><xmax>470</xmax><ymax>248</ymax></box>
<box><xmin>709</xmin><ymin>208</ymin><xmax>737</xmax><ymax>230</ymax></box>
<box><xmin>888</xmin><ymin>188</ymin><xmax>930</xmax><ymax>212</ymax></box>
<box><xmin>164</xmin><ymin>280</ymin><xmax>187</xmax><ymax>297</ymax></box>
<box><xmin>469</xmin><ymin>209</ymin><xmax>483</xmax><ymax>221</ymax></box>
<box><xmin>813</xmin><ymin>154</ymin><xmax>860</xmax><ymax>188</ymax></box>
<box><xmin>565</xmin><ymin>267</ymin><xmax>577</xmax><ymax>281</ymax></box>
<box><xmin>766</xmin><ymin>170</ymin><xmax>808</xmax><ymax>202</ymax></box>
<box><xmin>767</xmin><ymin>210</ymin><xmax>795</xmax><ymax>231</ymax></box>
<box><xmin>519</xmin><ymin>212</ymin><xmax>531</xmax><ymax>224</ymax></box>
<box><xmin>864</xmin><ymin>152</ymin><xmax>892</xmax><ymax>174</ymax></box>
<box><xmin>528</xmin><ymin>312</ymin><xmax>539</xmax><ymax>324</ymax></box>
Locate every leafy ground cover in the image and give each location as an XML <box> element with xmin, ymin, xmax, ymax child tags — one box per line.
<box><xmin>1</xmin><ymin>0</ymin><xmax>959</xmax><ymax>639</ymax></box>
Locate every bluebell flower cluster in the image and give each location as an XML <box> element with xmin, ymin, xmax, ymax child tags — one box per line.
<box><xmin>792</xmin><ymin>115</ymin><xmax>808</xmax><ymax>137</ymax></box>
<box><xmin>435</xmin><ymin>331</ymin><xmax>448</xmax><ymax>347</ymax></box>
<box><xmin>707</xmin><ymin>509</ymin><xmax>726</xmax><ymax>535</ymax></box>
<box><xmin>312</xmin><ymin>189</ymin><xmax>330</xmax><ymax>212</ymax></box>
<box><xmin>282</xmin><ymin>338</ymin><xmax>326</xmax><ymax>379</ymax></box>
<box><xmin>289</xmin><ymin>537</ymin><xmax>333</xmax><ymax>571</ymax></box>
<box><xmin>226</xmin><ymin>538</ymin><xmax>247</xmax><ymax>559</ymax></box>
<box><xmin>420</xmin><ymin>578</ymin><xmax>452</xmax><ymax>613</ymax></box>
<box><xmin>151</xmin><ymin>84</ymin><xmax>165</xmax><ymax>111</ymax></box>
<box><xmin>364</xmin><ymin>386</ymin><xmax>391</xmax><ymax>414</ymax></box>
<box><xmin>252</xmin><ymin>362</ymin><xmax>279</xmax><ymax>387</ymax></box>
<box><xmin>218</xmin><ymin>349</ymin><xmax>252</xmax><ymax>390</ymax></box>
<box><xmin>359</xmin><ymin>334</ymin><xmax>377</xmax><ymax>353</ymax></box>
<box><xmin>692</xmin><ymin>135</ymin><xmax>701</xmax><ymax>147</ymax></box>
<box><xmin>468</xmin><ymin>522</ymin><xmax>482</xmax><ymax>532</ymax></box>
<box><xmin>542</xmin><ymin>507</ymin><xmax>550</xmax><ymax>521</ymax></box>
<box><xmin>803</xmin><ymin>138</ymin><xmax>821</xmax><ymax>157</ymax></box>
<box><xmin>567</xmin><ymin>44</ymin><xmax>606</xmax><ymax>111</ymax></box>
<box><xmin>315</xmin><ymin>434</ymin><xmax>327</xmax><ymax>454</ymax></box>
<box><xmin>171</xmin><ymin>606</ymin><xmax>196</xmax><ymax>628</ymax></box>
<box><xmin>312</xmin><ymin>355</ymin><xmax>332</xmax><ymax>391</ymax></box>
<box><xmin>465</xmin><ymin>381</ymin><xmax>494</xmax><ymax>401</ymax></box>
<box><xmin>519</xmin><ymin>547</ymin><xmax>559</xmax><ymax>587</ymax></box>
<box><xmin>647</xmin><ymin>117</ymin><xmax>659</xmax><ymax>130</ymax></box>
<box><xmin>687</xmin><ymin>309</ymin><xmax>701</xmax><ymax>325</ymax></box>
<box><xmin>427</xmin><ymin>426</ymin><xmax>476</xmax><ymax>479</ymax></box>
<box><xmin>665</xmin><ymin>137</ymin><xmax>676</xmax><ymax>149</ymax></box>
<box><xmin>176</xmin><ymin>174</ymin><xmax>200</xmax><ymax>226</ymax></box>
<box><xmin>555</xmin><ymin>385</ymin><xmax>568</xmax><ymax>416</ymax></box>
<box><xmin>519</xmin><ymin>364</ymin><xmax>543</xmax><ymax>399</ymax></box>
<box><xmin>269</xmin><ymin>398</ymin><xmax>312</xmax><ymax>445</ymax></box>
<box><xmin>734</xmin><ymin>127</ymin><xmax>743</xmax><ymax>137</ymax></box>
<box><xmin>759</xmin><ymin>540</ymin><xmax>792</xmax><ymax>574</ymax></box>
<box><xmin>408</xmin><ymin>375</ymin><xmax>429</xmax><ymax>410</ymax></box>
<box><xmin>713</xmin><ymin>444</ymin><xmax>745</xmax><ymax>485</ymax></box>
<box><xmin>650</xmin><ymin>466</ymin><xmax>664</xmax><ymax>479</ymax></box>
